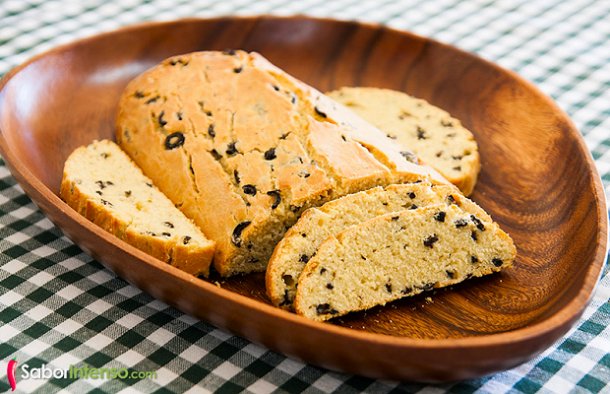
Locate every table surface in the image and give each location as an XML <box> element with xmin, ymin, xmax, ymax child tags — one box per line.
<box><xmin>1</xmin><ymin>0</ymin><xmax>609</xmax><ymax>393</ymax></box>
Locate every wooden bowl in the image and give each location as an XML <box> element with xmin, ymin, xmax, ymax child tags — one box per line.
<box><xmin>0</xmin><ymin>16</ymin><xmax>606</xmax><ymax>382</ymax></box>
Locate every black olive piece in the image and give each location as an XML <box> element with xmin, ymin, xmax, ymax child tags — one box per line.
<box><xmin>264</xmin><ymin>147</ymin><xmax>277</xmax><ymax>160</ymax></box>
<box><xmin>291</xmin><ymin>95</ymin><xmax>297</xmax><ymax>104</ymax></box>
<box><xmin>454</xmin><ymin>219</ymin><xmax>468</xmax><ymax>228</ymax></box>
<box><xmin>423</xmin><ymin>234</ymin><xmax>439</xmax><ymax>248</ymax></box>
<box><xmin>124</xmin><ymin>190</ymin><xmax>132</xmax><ymax>197</ymax></box>
<box><xmin>391</xmin><ymin>216</ymin><xmax>399</xmax><ymax>221</ymax></box>
<box><xmin>242</xmin><ymin>184</ymin><xmax>257</xmax><ymax>196</ymax></box>
<box><xmin>400</xmin><ymin>151</ymin><xmax>418</xmax><ymax>164</ymax></box>
<box><xmin>156</xmin><ymin>110</ymin><xmax>166</xmax><ymax>127</ymax></box>
<box><xmin>106</xmin><ymin>181</ymin><xmax>114</xmax><ymax>185</ymax></box>
<box><xmin>386</xmin><ymin>134</ymin><xmax>397</xmax><ymax>140</ymax></box>
<box><xmin>183</xmin><ymin>236</ymin><xmax>191</xmax><ymax>245</ymax></box>
<box><xmin>233</xmin><ymin>66</ymin><xmax>243</xmax><ymax>73</ymax></box>
<box><xmin>320</xmin><ymin>268</ymin><xmax>327</xmax><ymax>274</ymax></box>
<box><xmin>326</xmin><ymin>283</ymin><xmax>334</xmax><ymax>290</ymax></box>
<box><xmin>231</xmin><ymin>221</ymin><xmax>251</xmax><ymax>247</ymax></box>
<box><xmin>100</xmin><ymin>152</ymin><xmax>110</xmax><ymax>159</ymax></box>
<box><xmin>169</xmin><ymin>58</ymin><xmax>188</xmax><ymax>66</ymax></box>
<box><xmin>95</xmin><ymin>191</ymin><xmax>102</xmax><ymax>195</ymax></box>
<box><xmin>314</xmin><ymin>106</ymin><xmax>327</xmax><ymax>118</ymax></box>
<box><xmin>301</xmin><ymin>233</ymin><xmax>307</xmax><ymax>238</ymax></box>
<box><xmin>279</xmin><ymin>132</ymin><xmax>290</xmax><ymax>140</ymax></box>
<box><xmin>492</xmin><ymin>258</ymin><xmax>504</xmax><ymax>267</ymax></box>
<box><xmin>470</xmin><ymin>215</ymin><xmax>485</xmax><ymax>231</ymax></box>
<box><xmin>453</xmin><ymin>166</ymin><xmax>462</xmax><ymax>171</ymax></box>
<box><xmin>164</xmin><ymin>221</ymin><xmax>174</xmax><ymax>228</ymax></box>
<box><xmin>146</xmin><ymin>182</ymin><xmax>153</xmax><ymax>187</ymax></box>
<box><xmin>408</xmin><ymin>192</ymin><xmax>416</xmax><ymax>199</ymax></box>
<box><xmin>272</xmin><ymin>85</ymin><xmax>280</xmax><ymax>91</ymax></box>
<box><xmin>210</xmin><ymin>149</ymin><xmax>222</xmax><ymax>160</ymax></box>
<box><xmin>101</xmin><ymin>199</ymin><xmax>112</xmax><ymax>207</ymax></box>
<box><xmin>471</xmin><ymin>231</ymin><xmax>478</xmax><ymax>241</ymax></box>
<box><xmin>316</xmin><ymin>303</ymin><xmax>338</xmax><ymax>315</ymax></box>
<box><xmin>176</xmin><ymin>112</ymin><xmax>183</xmax><ymax>121</ymax></box>
<box><xmin>145</xmin><ymin>96</ymin><xmax>160</xmax><ymax>104</ymax></box>
<box><xmin>208</xmin><ymin>124</ymin><xmax>216</xmax><ymax>138</ymax></box>
<box><xmin>164</xmin><ymin>132</ymin><xmax>185</xmax><ymax>150</ymax></box>
<box><xmin>341</xmin><ymin>135</ymin><xmax>347</xmax><ymax>142</ymax></box>
<box><xmin>234</xmin><ymin>170</ymin><xmax>240</xmax><ymax>184</ymax></box>
<box><xmin>416</xmin><ymin>126</ymin><xmax>427</xmax><ymax>140</ymax></box>
<box><xmin>299</xmin><ymin>254</ymin><xmax>310</xmax><ymax>263</ymax></box>
<box><xmin>226</xmin><ymin>141</ymin><xmax>238</xmax><ymax>156</ymax></box>
<box><xmin>409</xmin><ymin>204</ymin><xmax>418</xmax><ymax>210</ymax></box>
<box><xmin>162</xmin><ymin>232</ymin><xmax>171</xmax><ymax>237</ymax></box>
<box><xmin>434</xmin><ymin>211</ymin><xmax>446</xmax><ymax>222</ymax></box>
<box><xmin>385</xmin><ymin>283</ymin><xmax>392</xmax><ymax>293</ymax></box>
<box><xmin>446</xmin><ymin>270</ymin><xmax>456</xmax><ymax>279</ymax></box>
<box><xmin>441</xmin><ymin>119</ymin><xmax>454</xmax><ymax>127</ymax></box>
<box><xmin>266</xmin><ymin>190</ymin><xmax>281</xmax><ymax>209</ymax></box>
<box><xmin>134</xmin><ymin>90</ymin><xmax>145</xmax><ymax>98</ymax></box>
<box><xmin>471</xmin><ymin>255</ymin><xmax>479</xmax><ymax>264</ymax></box>
<box><xmin>95</xmin><ymin>180</ymin><xmax>105</xmax><ymax>189</ymax></box>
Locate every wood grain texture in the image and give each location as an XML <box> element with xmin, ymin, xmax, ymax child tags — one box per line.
<box><xmin>0</xmin><ymin>16</ymin><xmax>606</xmax><ymax>382</ymax></box>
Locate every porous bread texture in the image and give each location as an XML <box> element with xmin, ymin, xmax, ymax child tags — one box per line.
<box><xmin>266</xmin><ymin>182</ymin><xmax>487</xmax><ymax>310</ymax></box>
<box><xmin>60</xmin><ymin>140</ymin><xmax>215</xmax><ymax>276</ymax></box>
<box><xmin>294</xmin><ymin>205</ymin><xmax>516</xmax><ymax>321</ymax></box>
<box><xmin>116</xmin><ymin>50</ymin><xmax>449</xmax><ymax>276</ymax></box>
<box><xmin>327</xmin><ymin>87</ymin><xmax>481</xmax><ymax>196</ymax></box>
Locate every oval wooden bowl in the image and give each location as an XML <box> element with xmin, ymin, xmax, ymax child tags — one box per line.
<box><xmin>0</xmin><ymin>16</ymin><xmax>606</xmax><ymax>382</ymax></box>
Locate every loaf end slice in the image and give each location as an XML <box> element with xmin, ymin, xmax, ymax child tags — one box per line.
<box><xmin>294</xmin><ymin>204</ymin><xmax>516</xmax><ymax>321</ymax></box>
<box><xmin>60</xmin><ymin>139</ymin><xmax>215</xmax><ymax>276</ymax></box>
<box><xmin>327</xmin><ymin>87</ymin><xmax>480</xmax><ymax>195</ymax></box>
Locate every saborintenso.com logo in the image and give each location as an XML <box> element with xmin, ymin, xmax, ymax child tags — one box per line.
<box><xmin>5</xmin><ymin>358</ymin><xmax>156</xmax><ymax>390</ymax></box>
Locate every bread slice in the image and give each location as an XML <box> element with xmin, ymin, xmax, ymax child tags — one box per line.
<box><xmin>327</xmin><ymin>87</ymin><xmax>480</xmax><ymax>195</ymax></box>
<box><xmin>60</xmin><ymin>140</ymin><xmax>215</xmax><ymax>276</ymax></box>
<box><xmin>294</xmin><ymin>204</ymin><xmax>516</xmax><ymax>321</ymax></box>
<box><xmin>116</xmin><ymin>50</ymin><xmax>449</xmax><ymax>276</ymax></box>
<box><xmin>266</xmin><ymin>182</ymin><xmax>483</xmax><ymax>310</ymax></box>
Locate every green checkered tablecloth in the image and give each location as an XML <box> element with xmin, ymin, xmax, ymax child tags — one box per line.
<box><xmin>1</xmin><ymin>0</ymin><xmax>609</xmax><ymax>392</ymax></box>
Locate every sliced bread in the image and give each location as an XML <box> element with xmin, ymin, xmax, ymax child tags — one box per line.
<box><xmin>266</xmin><ymin>182</ymin><xmax>482</xmax><ymax>310</ymax></box>
<box><xmin>327</xmin><ymin>87</ymin><xmax>480</xmax><ymax>195</ymax></box>
<box><xmin>60</xmin><ymin>140</ymin><xmax>215</xmax><ymax>276</ymax></box>
<box><xmin>293</xmin><ymin>203</ymin><xmax>515</xmax><ymax>321</ymax></box>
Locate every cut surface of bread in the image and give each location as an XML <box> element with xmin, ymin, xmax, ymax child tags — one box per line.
<box><xmin>116</xmin><ymin>50</ymin><xmax>448</xmax><ymax>276</ymax></box>
<box><xmin>266</xmin><ymin>182</ymin><xmax>485</xmax><ymax>310</ymax></box>
<box><xmin>60</xmin><ymin>139</ymin><xmax>215</xmax><ymax>276</ymax></box>
<box><xmin>294</xmin><ymin>204</ymin><xmax>516</xmax><ymax>321</ymax></box>
<box><xmin>327</xmin><ymin>87</ymin><xmax>480</xmax><ymax>195</ymax></box>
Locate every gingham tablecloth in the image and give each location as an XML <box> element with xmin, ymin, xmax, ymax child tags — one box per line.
<box><xmin>1</xmin><ymin>0</ymin><xmax>609</xmax><ymax>392</ymax></box>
